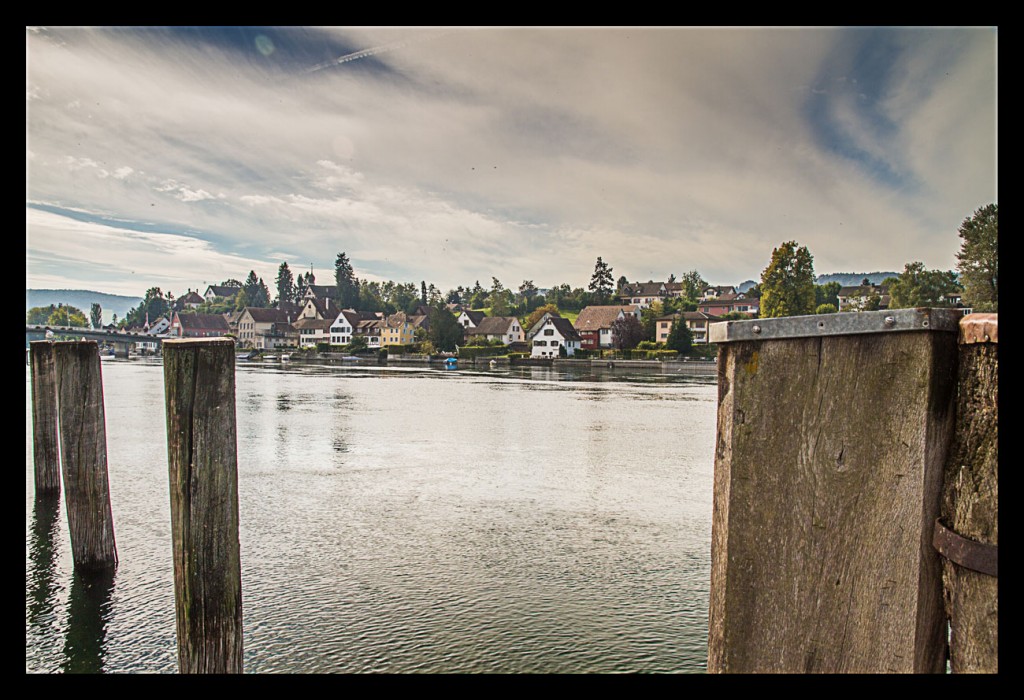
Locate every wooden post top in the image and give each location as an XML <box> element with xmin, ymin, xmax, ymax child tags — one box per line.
<box><xmin>959</xmin><ymin>313</ymin><xmax>997</xmax><ymax>345</ymax></box>
<box><xmin>709</xmin><ymin>308</ymin><xmax>962</xmax><ymax>344</ymax></box>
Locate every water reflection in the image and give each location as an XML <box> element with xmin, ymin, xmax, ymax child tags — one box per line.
<box><xmin>26</xmin><ymin>494</ymin><xmax>62</xmax><ymax>625</ymax></box>
<box><xmin>61</xmin><ymin>566</ymin><xmax>116</xmax><ymax>673</ymax></box>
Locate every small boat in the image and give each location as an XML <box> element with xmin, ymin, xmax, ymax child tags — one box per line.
<box><xmin>281</xmin><ymin>354</ymin><xmax>291</xmax><ymax>362</ymax></box>
<box><xmin>444</xmin><ymin>357</ymin><xmax>458</xmax><ymax>369</ymax></box>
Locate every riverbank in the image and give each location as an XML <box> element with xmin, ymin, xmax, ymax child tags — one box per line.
<box><xmin>273</xmin><ymin>351</ymin><xmax>718</xmax><ymax>375</ymax></box>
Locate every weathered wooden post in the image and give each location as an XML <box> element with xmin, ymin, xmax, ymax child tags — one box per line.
<box><xmin>936</xmin><ymin>313</ymin><xmax>997</xmax><ymax>673</ymax></box>
<box><xmin>52</xmin><ymin>340</ymin><xmax>118</xmax><ymax>569</ymax></box>
<box><xmin>30</xmin><ymin>341</ymin><xmax>61</xmax><ymax>495</ymax></box>
<box><xmin>163</xmin><ymin>338</ymin><xmax>243</xmax><ymax>673</ymax></box>
<box><xmin>707</xmin><ymin>309</ymin><xmax>960</xmax><ymax>673</ymax></box>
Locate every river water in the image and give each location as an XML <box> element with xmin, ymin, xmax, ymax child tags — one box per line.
<box><xmin>26</xmin><ymin>357</ymin><xmax>718</xmax><ymax>674</ymax></box>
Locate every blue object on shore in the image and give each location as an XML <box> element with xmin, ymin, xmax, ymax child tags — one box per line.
<box><xmin>444</xmin><ymin>357</ymin><xmax>457</xmax><ymax>369</ymax></box>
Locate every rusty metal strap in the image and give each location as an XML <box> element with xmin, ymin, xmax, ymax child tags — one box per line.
<box><xmin>933</xmin><ymin>518</ymin><xmax>998</xmax><ymax>577</ymax></box>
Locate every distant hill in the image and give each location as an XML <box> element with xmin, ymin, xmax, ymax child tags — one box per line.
<box><xmin>26</xmin><ymin>289</ymin><xmax>144</xmax><ymax>326</ymax></box>
<box><xmin>815</xmin><ymin>272</ymin><xmax>900</xmax><ymax>287</ymax></box>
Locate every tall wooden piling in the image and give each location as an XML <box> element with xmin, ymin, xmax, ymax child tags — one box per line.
<box><xmin>30</xmin><ymin>341</ymin><xmax>61</xmax><ymax>495</ymax></box>
<box><xmin>706</xmin><ymin>309</ymin><xmax>960</xmax><ymax>673</ymax></box>
<box><xmin>938</xmin><ymin>314</ymin><xmax>997</xmax><ymax>673</ymax></box>
<box><xmin>163</xmin><ymin>338</ymin><xmax>243</xmax><ymax>674</ymax></box>
<box><xmin>53</xmin><ymin>341</ymin><xmax>118</xmax><ymax>569</ymax></box>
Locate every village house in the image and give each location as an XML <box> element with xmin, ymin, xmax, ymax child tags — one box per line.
<box><xmin>700</xmin><ymin>285</ymin><xmax>738</xmax><ymax>301</ymax></box>
<box><xmin>655</xmin><ymin>311</ymin><xmax>722</xmax><ymax>345</ymax></box>
<box><xmin>837</xmin><ymin>280</ymin><xmax>891</xmax><ymax>312</ymax></box>
<box><xmin>465</xmin><ymin>316</ymin><xmax>524</xmax><ymax>345</ymax></box>
<box><xmin>301</xmin><ymin>284</ymin><xmax>337</xmax><ymax>303</ymax></box>
<box><xmin>171</xmin><ymin>311</ymin><xmax>231</xmax><ymax>339</ymax></box>
<box><xmin>531</xmin><ymin>316</ymin><xmax>582</xmax><ymax>358</ymax></box>
<box><xmin>329</xmin><ymin>309</ymin><xmax>363</xmax><ymax>346</ymax></box>
<box><xmin>293</xmin><ymin>317</ymin><xmax>334</xmax><ymax>347</ymax></box>
<box><xmin>617</xmin><ymin>281</ymin><xmax>685</xmax><ymax>309</ymax></box>
<box><xmin>204</xmin><ymin>284</ymin><xmax>240</xmax><ymax>304</ymax></box>
<box><xmin>457</xmin><ymin>310</ymin><xmax>486</xmax><ymax>330</ymax></box>
<box><xmin>697</xmin><ymin>295</ymin><xmax>759</xmax><ymax>318</ymax></box>
<box><xmin>237</xmin><ymin>307</ymin><xmax>297</xmax><ymax>349</ymax></box>
<box><xmin>573</xmin><ymin>305</ymin><xmax>640</xmax><ymax>350</ymax></box>
<box><xmin>171</xmin><ymin>290</ymin><xmax>206</xmax><ymax>313</ymax></box>
<box><xmin>381</xmin><ymin>311</ymin><xmax>419</xmax><ymax>347</ymax></box>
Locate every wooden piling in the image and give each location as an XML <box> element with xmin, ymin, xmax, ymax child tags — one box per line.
<box><xmin>30</xmin><ymin>341</ymin><xmax>61</xmax><ymax>495</ymax></box>
<box><xmin>163</xmin><ymin>338</ymin><xmax>243</xmax><ymax>674</ymax></box>
<box><xmin>706</xmin><ymin>309</ymin><xmax>960</xmax><ymax>673</ymax></box>
<box><xmin>939</xmin><ymin>314</ymin><xmax>997</xmax><ymax>673</ymax></box>
<box><xmin>53</xmin><ymin>340</ymin><xmax>118</xmax><ymax>569</ymax></box>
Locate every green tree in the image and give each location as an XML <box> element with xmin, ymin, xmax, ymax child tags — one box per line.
<box><xmin>956</xmin><ymin>203</ymin><xmax>997</xmax><ymax>312</ymax></box>
<box><xmin>334</xmin><ymin>253</ymin><xmax>358</xmax><ymax>308</ymax></box>
<box><xmin>428</xmin><ymin>301</ymin><xmax>464</xmax><ymax>352</ymax></box>
<box><xmin>125</xmin><ymin>287</ymin><xmax>170</xmax><ymax>327</ymax></box>
<box><xmin>665</xmin><ymin>314</ymin><xmax>693</xmax><ymax>354</ymax></box>
<box><xmin>679</xmin><ymin>270</ymin><xmax>708</xmax><ymax>302</ymax></box>
<box><xmin>276</xmin><ymin>262</ymin><xmax>295</xmax><ymax>308</ymax></box>
<box><xmin>814</xmin><ymin>281</ymin><xmax>841</xmax><ymax>310</ymax></box>
<box><xmin>640</xmin><ymin>301</ymin><xmax>664</xmax><ymax>342</ymax></box>
<box><xmin>47</xmin><ymin>304</ymin><xmax>88</xmax><ymax>328</ymax></box>
<box><xmin>589</xmin><ymin>257</ymin><xmax>614</xmax><ymax>303</ymax></box>
<box><xmin>759</xmin><ymin>241</ymin><xmax>816</xmax><ymax>318</ymax></box>
<box><xmin>90</xmin><ymin>303</ymin><xmax>103</xmax><ymax>329</ymax></box>
<box><xmin>887</xmin><ymin>262</ymin><xmax>962</xmax><ymax>309</ymax></box>
<box><xmin>27</xmin><ymin>305</ymin><xmax>58</xmax><ymax>325</ymax></box>
<box><xmin>243</xmin><ymin>270</ymin><xmax>271</xmax><ymax>308</ymax></box>
<box><xmin>523</xmin><ymin>303</ymin><xmax>560</xmax><ymax>331</ymax></box>
<box><xmin>488</xmin><ymin>277</ymin><xmax>511</xmax><ymax>316</ymax></box>
<box><xmin>815</xmin><ymin>303</ymin><xmax>838</xmax><ymax>314</ymax></box>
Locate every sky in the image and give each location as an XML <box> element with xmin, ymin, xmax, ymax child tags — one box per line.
<box><xmin>26</xmin><ymin>26</ymin><xmax>997</xmax><ymax>299</ymax></box>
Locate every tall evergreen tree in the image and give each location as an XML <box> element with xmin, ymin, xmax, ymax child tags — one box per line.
<box><xmin>276</xmin><ymin>262</ymin><xmax>295</xmax><ymax>308</ymax></box>
<box><xmin>334</xmin><ymin>253</ymin><xmax>358</xmax><ymax>308</ymax></box>
<box><xmin>759</xmin><ymin>241</ymin><xmax>816</xmax><ymax>318</ymax></box>
<box><xmin>665</xmin><ymin>314</ymin><xmax>693</xmax><ymax>354</ymax></box>
<box><xmin>589</xmin><ymin>257</ymin><xmax>614</xmax><ymax>303</ymax></box>
<box><xmin>956</xmin><ymin>203</ymin><xmax>998</xmax><ymax>312</ymax></box>
<box><xmin>90</xmin><ymin>303</ymin><xmax>103</xmax><ymax>329</ymax></box>
<box><xmin>243</xmin><ymin>270</ymin><xmax>271</xmax><ymax>308</ymax></box>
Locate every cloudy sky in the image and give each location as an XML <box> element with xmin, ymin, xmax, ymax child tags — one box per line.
<box><xmin>27</xmin><ymin>26</ymin><xmax>997</xmax><ymax>298</ymax></box>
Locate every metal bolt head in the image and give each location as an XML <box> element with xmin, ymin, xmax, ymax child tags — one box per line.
<box><xmin>752</xmin><ymin>324</ymin><xmax>762</xmax><ymax>334</ymax></box>
<box><xmin>883</xmin><ymin>316</ymin><xmax>896</xmax><ymax>327</ymax></box>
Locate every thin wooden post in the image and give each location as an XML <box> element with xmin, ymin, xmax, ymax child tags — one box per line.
<box><xmin>706</xmin><ymin>309</ymin><xmax>959</xmax><ymax>673</ymax></box>
<box><xmin>53</xmin><ymin>340</ymin><xmax>118</xmax><ymax>570</ymax></box>
<box><xmin>163</xmin><ymin>338</ymin><xmax>243</xmax><ymax>674</ymax></box>
<box><xmin>939</xmin><ymin>314</ymin><xmax>997</xmax><ymax>673</ymax></box>
<box><xmin>30</xmin><ymin>341</ymin><xmax>61</xmax><ymax>495</ymax></box>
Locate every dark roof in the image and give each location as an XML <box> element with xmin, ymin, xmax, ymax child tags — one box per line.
<box><xmin>461</xmin><ymin>310</ymin><xmax>487</xmax><ymax>325</ymax></box>
<box><xmin>467</xmin><ymin>316</ymin><xmax>517</xmax><ymax>335</ymax></box>
<box><xmin>244</xmin><ymin>307</ymin><xmax>293</xmax><ymax>323</ymax></box>
<box><xmin>206</xmin><ymin>285</ymin><xmax>240</xmax><ymax>298</ymax></box>
<box><xmin>176</xmin><ymin>312</ymin><xmax>230</xmax><ymax>331</ymax></box>
<box><xmin>303</xmin><ymin>284</ymin><xmax>336</xmax><ymax>299</ymax></box>
<box><xmin>332</xmin><ymin>310</ymin><xmax>362</xmax><ymax>328</ymax></box>
<box><xmin>545</xmin><ymin>316</ymin><xmax>581</xmax><ymax>341</ymax></box>
<box><xmin>278</xmin><ymin>301</ymin><xmax>302</xmax><ymax>316</ymax></box>
<box><xmin>620</xmin><ymin>282</ymin><xmax>667</xmax><ymax>297</ymax></box>
<box><xmin>655</xmin><ymin>311</ymin><xmax>723</xmax><ymax>322</ymax></box>
<box><xmin>304</xmin><ymin>298</ymin><xmax>336</xmax><ymax>319</ymax></box>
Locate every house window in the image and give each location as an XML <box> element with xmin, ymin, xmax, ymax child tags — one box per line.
<box><xmin>534</xmin><ymin>340</ymin><xmax>546</xmax><ymax>346</ymax></box>
<box><xmin>544</xmin><ymin>329</ymin><xmax>554</xmax><ymax>336</ymax></box>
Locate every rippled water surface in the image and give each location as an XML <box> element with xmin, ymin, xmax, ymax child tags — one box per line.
<box><xmin>27</xmin><ymin>358</ymin><xmax>717</xmax><ymax>673</ymax></box>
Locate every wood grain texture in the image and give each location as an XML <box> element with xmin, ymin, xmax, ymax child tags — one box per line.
<box><xmin>53</xmin><ymin>341</ymin><xmax>118</xmax><ymax>569</ymax></box>
<box><xmin>941</xmin><ymin>341</ymin><xmax>997</xmax><ymax>673</ymax></box>
<box><xmin>30</xmin><ymin>341</ymin><xmax>61</xmax><ymax>495</ymax></box>
<box><xmin>163</xmin><ymin>339</ymin><xmax>243</xmax><ymax>674</ymax></box>
<box><xmin>708</xmin><ymin>331</ymin><xmax>956</xmax><ymax>673</ymax></box>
